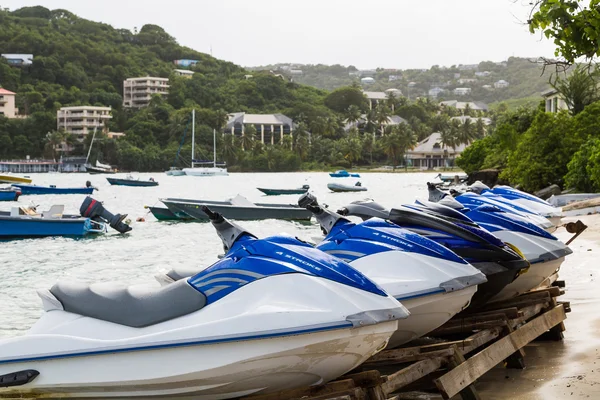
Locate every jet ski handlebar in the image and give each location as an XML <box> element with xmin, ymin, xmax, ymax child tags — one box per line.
<box><xmin>201</xmin><ymin>206</ymin><xmax>256</xmax><ymax>252</ymax></box>
<box><xmin>298</xmin><ymin>193</ymin><xmax>349</xmax><ymax>235</ymax></box>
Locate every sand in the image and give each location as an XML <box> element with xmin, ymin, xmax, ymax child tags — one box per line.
<box><xmin>473</xmin><ymin>213</ymin><xmax>600</xmax><ymax>399</ymax></box>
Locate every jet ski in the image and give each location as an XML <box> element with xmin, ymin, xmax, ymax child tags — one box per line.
<box><xmin>428</xmin><ymin>182</ymin><xmax>554</xmax><ymax>230</ymax></box>
<box><xmin>470</xmin><ymin>181</ymin><xmax>563</xmax><ymax>223</ymax></box>
<box><xmin>0</xmin><ymin>207</ymin><xmax>407</xmax><ymax>399</ymax></box>
<box><xmin>408</xmin><ymin>198</ymin><xmax>572</xmax><ymax>302</ymax></box>
<box><xmin>298</xmin><ymin>193</ymin><xmax>487</xmax><ymax>348</ymax></box>
<box><xmin>336</xmin><ymin>199</ymin><xmax>530</xmax><ymax>309</ymax></box>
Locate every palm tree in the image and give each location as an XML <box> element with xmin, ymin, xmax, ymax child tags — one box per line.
<box><xmin>430</xmin><ymin>114</ymin><xmax>450</xmax><ymax>133</ymax></box>
<box><xmin>242</xmin><ymin>124</ymin><xmax>256</xmax><ymax>151</ymax></box>
<box><xmin>341</xmin><ymin>136</ymin><xmax>362</xmax><ymax>167</ymax></box>
<box><xmin>325</xmin><ymin>116</ymin><xmax>341</xmax><ymax>138</ymax></box>
<box><xmin>375</xmin><ymin>104</ymin><xmax>392</xmax><ymax>136</ymax></box>
<box><xmin>475</xmin><ymin>118</ymin><xmax>486</xmax><ymax>138</ymax></box>
<box><xmin>362</xmin><ymin>134</ymin><xmax>374</xmax><ymax>164</ymax></box>
<box><xmin>364</xmin><ymin>108</ymin><xmax>378</xmax><ymax>137</ymax></box>
<box><xmin>440</xmin><ymin>124</ymin><xmax>459</xmax><ymax>169</ymax></box>
<box><xmin>251</xmin><ymin>141</ymin><xmax>264</xmax><ymax>157</ymax></box>
<box><xmin>394</xmin><ymin>124</ymin><xmax>417</xmax><ymax>170</ymax></box>
<box><xmin>220</xmin><ymin>133</ymin><xmax>238</xmax><ymax>164</ymax></box>
<box><xmin>463</xmin><ymin>103</ymin><xmax>472</xmax><ymax>117</ymax></box>
<box><xmin>459</xmin><ymin>118</ymin><xmax>476</xmax><ymax>144</ymax></box>
<box><xmin>309</xmin><ymin>116</ymin><xmax>327</xmax><ymax>137</ymax></box>
<box><xmin>551</xmin><ymin>65</ymin><xmax>600</xmax><ymax>115</ymax></box>
<box><xmin>345</xmin><ymin>105</ymin><xmax>362</xmax><ymax>128</ymax></box>
<box><xmin>381</xmin><ymin>132</ymin><xmax>403</xmax><ymax>170</ymax></box>
<box><xmin>281</xmin><ymin>135</ymin><xmax>292</xmax><ymax>149</ymax></box>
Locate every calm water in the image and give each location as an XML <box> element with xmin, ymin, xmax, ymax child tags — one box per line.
<box><xmin>0</xmin><ymin>171</ymin><xmax>440</xmax><ymax>337</ymax></box>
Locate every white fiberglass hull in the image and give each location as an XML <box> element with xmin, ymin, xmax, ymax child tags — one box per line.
<box><xmin>389</xmin><ymin>286</ymin><xmax>477</xmax><ymax>348</ymax></box>
<box><xmin>183</xmin><ymin>167</ymin><xmax>228</xmax><ymax>177</ymax></box>
<box><xmin>508</xmin><ymin>197</ymin><xmax>563</xmax><ymax>219</ymax></box>
<box><xmin>0</xmin><ymin>274</ymin><xmax>402</xmax><ymax>399</ymax></box>
<box><xmin>0</xmin><ymin>323</ymin><xmax>395</xmax><ymax>399</ymax></box>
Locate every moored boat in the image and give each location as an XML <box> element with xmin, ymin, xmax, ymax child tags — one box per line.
<box><xmin>328</xmin><ymin>182</ymin><xmax>367</xmax><ymax>192</ymax></box>
<box><xmin>0</xmin><ymin>188</ymin><xmax>20</xmax><ymax>201</ymax></box>
<box><xmin>12</xmin><ymin>182</ymin><xmax>95</xmax><ymax>195</ymax></box>
<box><xmin>85</xmin><ymin>161</ymin><xmax>117</xmax><ymax>175</ymax></box>
<box><xmin>144</xmin><ymin>205</ymin><xmax>193</xmax><ymax>221</ymax></box>
<box><xmin>161</xmin><ymin>194</ymin><xmax>312</xmax><ymax>221</ymax></box>
<box><xmin>329</xmin><ymin>169</ymin><xmax>360</xmax><ymax>178</ymax></box>
<box><xmin>165</xmin><ymin>167</ymin><xmax>186</xmax><ymax>176</ymax></box>
<box><xmin>257</xmin><ymin>185</ymin><xmax>309</xmax><ymax>196</ymax></box>
<box><xmin>107</xmin><ymin>175</ymin><xmax>158</xmax><ymax>187</ymax></box>
<box><xmin>0</xmin><ymin>174</ymin><xmax>32</xmax><ymax>184</ymax></box>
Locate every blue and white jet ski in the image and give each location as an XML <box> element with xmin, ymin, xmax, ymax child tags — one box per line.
<box><xmin>0</xmin><ymin>207</ymin><xmax>406</xmax><ymax>399</ymax></box>
<box><xmin>412</xmin><ymin>196</ymin><xmax>572</xmax><ymax>302</ymax></box>
<box><xmin>337</xmin><ymin>199</ymin><xmax>530</xmax><ymax>309</ymax></box>
<box><xmin>428</xmin><ymin>183</ymin><xmax>555</xmax><ymax>230</ymax></box>
<box><xmin>298</xmin><ymin>193</ymin><xmax>486</xmax><ymax>347</ymax></box>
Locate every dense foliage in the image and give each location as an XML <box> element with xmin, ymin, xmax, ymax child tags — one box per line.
<box><xmin>0</xmin><ymin>6</ymin><xmax>488</xmax><ymax>172</ymax></box>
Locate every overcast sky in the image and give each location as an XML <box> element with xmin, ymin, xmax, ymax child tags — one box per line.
<box><xmin>3</xmin><ymin>0</ymin><xmax>557</xmax><ymax>69</ymax></box>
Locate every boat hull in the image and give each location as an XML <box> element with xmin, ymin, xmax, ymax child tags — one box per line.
<box><xmin>85</xmin><ymin>167</ymin><xmax>115</xmax><ymax>175</ymax></box>
<box><xmin>148</xmin><ymin>206</ymin><xmax>193</xmax><ymax>221</ymax></box>
<box><xmin>0</xmin><ymin>174</ymin><xmax>31</xmax><ymax>184</ymax></box>
<box><xmin>163</xmin><ymin>200</ymin><xmax>312</xmax><ymax>221</ymax></box>
<box><xmin>257</xmin><ymin>188</ymin><xmax>309</xmax><ymax>196</ymax></box>
<box><xmin>389</xmin><ymin>286</ymin><xmax>476</xmax><ymax>348</ymax></box>
<box><xmin>0</xmin><ymin>217</ymin><xmax>95</xmax><ymax>239</ymax></box>
<box><xmin>327</xmin><ymin>183</ymin><xmax>367</xmax><ymax>193</ymax></box>
<box><xmin>0</xmin><ymin>190</ymin><xmax>19</xmax><ymax>201</ymax></box>
<box><xmin>12</xmin><ymin>184</ymin><xmax>94</xmax><ymax>195</ymax></box>
<box><xmin>183</xmin><ymin>167</ymin><xmax>229</xmax><ymax>177</ymax></box>
<box><xmin>106</xmin><ymin>178</ymin><xmax>158</xmax><ymax>187</ymax></box>
<box><xmin>0</xmin><ymin>323</ymin><xmax>394</xmax><ymax>399</ymax></box>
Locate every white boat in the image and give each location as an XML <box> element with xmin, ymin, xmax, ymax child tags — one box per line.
<box><xmin>548</xmin><ymin>193</ymin><xmax>600</xmax><ymax>207</ymax></box>
<box><xmin>0</xmin><ymin>212</ymin><xmax>405</xmax><ymax>399</ymax></box>
<box><xmin>183</xmin><ymin>109</ymin><xmax>229</xmax><ymax>177</ymax></box>
<box><xmin>327</xmin><ymin>181</ymin><xmax>367</xmax><ymax>192</ymax></box>
<box><xmin>165</xmin><ymin>167</ymin><xmax>186</xmax><ymax>176</ymax></box>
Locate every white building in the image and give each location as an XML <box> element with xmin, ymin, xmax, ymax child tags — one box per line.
<box><xmin>361</xmin><ymin>77</ymin><xmax>375</xmax><ymax>85</ymax></box>
<box><xmin>1</xmin><ymin>54</ymin><xmax>33</xmax><ymax>66</ymax></box>
<box><xmin>407</xmin><ymin>132</ymin><xmax>468</xmax><ymax>169</ymax></box>
<box><xmin>440</xmin><ymin>100</ymin><xmax>489</xmax><ymax>112</ymax></box>
<box><xmin>475</xmin><ymin>71</ymin><xmax>491</xmax><ymax>77</ymax></box>
<box><xmin>457</xmin><ymin>78</ymin><xmax>477</xmax><ymax>84</ymax></box>
<box><xmin>57</xmin><ymin>106</ymin><xmax>112</xmax><ymax>141</ymax></box>
<box><xmin>428</xmin><ymin>87</ymin><xmax>445</xmax><ymax>98</ymax></box>
<box><xmin>453</xmin><ymin>87</ymin><xmax>472</xmax><ymax>96</ymax></box>
<box><xmin>174</xmin><ymin>69</ymin><xmax>194</xmax><ymax>78</ymax></box>
<box><xmin>123</xmin><ymin>77</ymin><xmax>169</xmax><ymax>108</ymax></box>
<box><xmin>494</xmin><ymin>80</ymin><xmax>509</xmax><ymax>89</ymax></box>
<box><xmin>0</xmin><ymin>88</ymin><xmax>18</xmax><ymax>118</ymax></box>
<box><xmin>225</xmin><ymin>113</ymin><xmax>294</xmax><ymax>145</ymax></box>
<box><xmin>542</xmin><ymin>88</ymin><xmax>568</xmax><ymax>113</ymax></box>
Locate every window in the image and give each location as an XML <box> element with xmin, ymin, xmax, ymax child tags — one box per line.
<box><xmin>553</xmin><ymin>97</ymin><xmax>558</xmax><ymax>113</ymax></box>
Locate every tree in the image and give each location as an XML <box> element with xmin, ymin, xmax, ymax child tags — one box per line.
<box><xmin>381</xmin><ymin>132</ymin><xmax>403</xmax><ymax>170</ymax></box>
<box><xmin>475</xmin><ymin>118</ymin><xmax>486</xmax><ymax>138</ymax></box>
<box><xmin>345</xmin><ymin>105</ymin><xmax>362</xmax><ymax>128</ymax></box>
<box><xmin>324</xmin><ymin>86</ymin><xmax>369</xmax><ymax>113</ymax></box>
<box><xmin>394</xmin><ymin>124</ymin><xmax>417</xmax><ymax>170</ymax></box>
<box><xmin>551</xmin><ymin>65</ymin><xmax>600</xmax><ymax>115</ymax></box>
<box><xmin>375</xmin><ymin>104</ymin><xmax>392</xmax><ymax>136</ymax></box>
<box><xmin>529</xmin><ymin>1</ymin><xmax>600</xmax><ymax>63</ymax></box>
<box><xmin>439</xmin><ymin>126</ymin><xmax>458</xmax><ymax>168</ymax></box>
<box><xmin>242</xmin><ymin>124</ymin><xmax>256</xmax><ymax>151</ymax></box>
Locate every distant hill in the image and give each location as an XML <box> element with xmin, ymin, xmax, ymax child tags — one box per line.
<box><xmin>250</xmin><ymin>58</ymin><xmax>554</xmax><ymax>106</ymax></box>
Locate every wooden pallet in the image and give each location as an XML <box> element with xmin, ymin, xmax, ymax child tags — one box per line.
<box><xmin>239</xmin><ymin>285</ymin><xmax>568</xmax><ymax>400</ymax></box>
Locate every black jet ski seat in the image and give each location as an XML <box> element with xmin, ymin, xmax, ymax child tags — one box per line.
<box><xmin>44</xmin><ymin>279</ymin><xmax>206</xmax><ymax>328</ymax></box>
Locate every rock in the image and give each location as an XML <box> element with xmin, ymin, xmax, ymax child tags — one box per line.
<box><xmin>534</xmin><ymin>184</ymin><xmax>562</xmax><ymax>200</ymax></box>
<box><xmin>467</xmin><ymin>169</ymin><xmax>501</xmax><ymax>187</ymax></box>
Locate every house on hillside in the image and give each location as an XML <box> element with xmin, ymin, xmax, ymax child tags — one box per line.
<box><xmin>406</xmin><ymin>132</ymin><xmax>468</xmax><ymax>169</ymax></box>
<box><xmin>457</xmin><ymin>78</ymin><xmax>477</xmax><ymax>84</ymax></box>
<box><xmin>225</xmin><ymin>113</ymin><xmax>294</xmax><ymax>145</ymax></box>
<box><xmin>363</xmin><ymin>90</ymin><xmax>401</xmax><ymax>110</ymax></box>
<box><xmin>451</xmin><ymin>116</ymin><xmax>492</xmax><ymax>125</ymax></box>
<box><xmin>541</xmin><ymin>88</ymin><xmax>568</xmax><ymax>113</ymax></box>
<box><xmin>173</xmin><ymin>59</ymin><xmax>199</xmax><ymax>67</ymax></box>
<box><xmin>344</xmin><ymin>115</ymin><xmax>408</xmax><ymax>134</ymax></box>
<box><xmin>475</xmin><ymin>71</ymin><xmax>491</xmax><ymax>77</ymax></box>
<box><xmin>494</xmin><ymin>80</ymin><xmax>509</xmax><ymax>89</ymax></box>
<box><xmin>0</xmin><ymin>88</ymin><xmax>19</xmax><ymax>118</ymax></box>
<box><xmin>428</xmin><ymin>87</ymin><xmax>445</xmax><ymax>98</ymax></box>
<box><xmin>57</xmin><ymin>106</ymin><xmax>112</xmax><ymax>141</ymax></box>
<box><xmin>174</xmin><ymin>69</ymin><xmax>194</xmax><ymax>78</ymax></box>
<box><xmin>1</xmin><ymin>54</ymin><xmax>33</xmax><ymax>66</ymax></box>
<box><xmin>453</xmin><ymin>87</ymin><xmax>472</xmax><ymax>96</ymax></box>
<box><xmin>361</xmin><ymin>77</ymin><xmax>375</xmax><ymax>85</ymax></box>
<box><xmin>123</xmin><ymin>77</ymin><xmax>169</xmax><ymax>108</ymax></box>
<box><xmin>440</xmin><ymin>100</ymin><xmax>489</xmax><ymax>112</ymax></box>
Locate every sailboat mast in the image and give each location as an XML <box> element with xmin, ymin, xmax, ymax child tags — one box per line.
<box><xmin>213</xmin><ymin>128</ymin><xmax>217</xmax><ymax>168</ymax></box>
<box><xmin>191</xmin><ymin>109</ymin><xmax>195</xmax><ymax>168</ymax></box>
<box><xmin>86</xmin><ymin>127</ymin><xmax>97</xmax><ymax>165</ymax></box>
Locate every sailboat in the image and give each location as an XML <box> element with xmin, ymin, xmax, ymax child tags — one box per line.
<box><xmin>182</xmin><ymin>109</ymin><xmax>228</xmax><ymax>177</ymax></box>
<box><xmin>84</xmin><ymin>128</ymin><xmax>117</xmax><ymax>174</ymax></box>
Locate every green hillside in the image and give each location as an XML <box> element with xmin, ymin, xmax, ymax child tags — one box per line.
<box><xmin>253</xmin><ymin>58</ymin><xmax>554</xmax><ymax>105</ymax></box>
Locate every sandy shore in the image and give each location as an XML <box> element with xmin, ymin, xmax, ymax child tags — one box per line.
<box><xmin>473</xmin><ymin>213</ymin><xmax>600</xmax><ymax>399</ymax></box>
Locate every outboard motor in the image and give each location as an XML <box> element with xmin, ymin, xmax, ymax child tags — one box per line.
<box><xmin>299</xmin><ymin>193</ymin><xmax>487</xmax><ymax>345</ymax></box>
<box><xmin>80</xmin><ymin>197</ymin><xmax>132</xmax><ymax>233</ymax></box>
<box><xmin>337</xmin><ymin>198</ymin><xmax>530</xmax><ymax>308</ymax></box>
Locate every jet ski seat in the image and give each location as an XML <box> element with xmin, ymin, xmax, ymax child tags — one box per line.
<box><xmin>49</xmin><ymin>279</ymin><xmax>206</xmax><ymax>328</ymax></box>
<box><xmin>166</xmin><ymin>267</ymin><xmax>200</xmax><ymax>282</ymax></box>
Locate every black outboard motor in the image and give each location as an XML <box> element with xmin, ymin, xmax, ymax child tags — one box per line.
<box><xmin>337</xmin><ymin>199</ymin><xmax>530</xmax><ymax>308</ymax></box>
<box><xmin>80</xmin><ymin>197</ymin><xmax>132</xmax><ymax>234</ymax></box>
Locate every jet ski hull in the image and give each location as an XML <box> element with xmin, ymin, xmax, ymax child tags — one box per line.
<box><xmin>468</xmin><ymin>265</ymin><xmax>519</xmax><ymax>309</ymax></box>
<box><xmin>390</xmin><ymin>286</ymin><xmax>477</xmax><ymax>348</ymax></box>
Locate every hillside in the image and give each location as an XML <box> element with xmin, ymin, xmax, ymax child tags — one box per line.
<box><xmin>251</xmin><ymin>58</ymin><xmax>554</xmax><ymax>106</ymax></box>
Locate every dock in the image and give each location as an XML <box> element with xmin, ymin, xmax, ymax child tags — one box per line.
<box><xmin>239</xmin><ymin>283</ymin><xmax>568</xmax><ymax>400</ymax></box>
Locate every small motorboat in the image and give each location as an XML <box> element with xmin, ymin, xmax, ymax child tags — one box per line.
<box><xmin>144</xmin><ymin>205</ymin><xmax>193</xmax><ymax>221</ymax></box>
<box><xmin>434</xmin><ymin>173</ymin><xmax>468</xmax><ymax>183</ymax></box>
<box><xmin>329</xmin><ymin>169</ymin><xmax>360</xmax><ymax>178</ymax></box>
<box><xmin>548</xmin><ymin>193</ymin><xmax>600</xmax><ymax>207</ymax></box>
<box><xmin>0</xmin><ymin>187</ymin><xmax>20</xmax><ymax>201</ymax></box>
<box><xmin>328</xmin><ymin>181</ymin><xmax>367</xmax><ymax>193</ymax></box>
<box><xmin>298</xmin><ymin>193</ymin><xmax>486</xmax><ymax>348</ymax></box>
<box><xmin>85</xmin><ymin>160</ymin><xmax>117</xmax><ymax>174</ymax></box>
<box><xmin>408</xmin><ymin>198</ymin><xmax>572</xmax><ymax>302</ymax></box>
<box><xmin>257</xmin><ymin>184</ymin><xmax>309</xmax><ymax>196</ymax></box>
<box><xmin>337</xmin><ymin>199</ymin><xmax>530</xmax><ymax>309</ymax></box>
<box><xmin>0</xmin><ymin>174</ymin><xmax>32</xmax><ymax>184</ymax></box>
<box><xmin>0</xmin><ymin>206</ymin><xmax>405</xmax><ymax>399</ymax></box>
<box><xmin>12</xmin><ymin>181</ymin><xmax>96</xmax><ymax>195</ymax></box>
<box><xmin>107</xmin><ymin>175</ymin><xmax>159</xmax><ymax>187</ymax></box>
<box><xmin>160</xmin><ymin>194</ymin><xmax>312</xmax><ymax>221</ymax></box>
<box><xmin>165</xmin><ymin>167</ymin><xmax>186</xmax><ymax>176</ymax></box>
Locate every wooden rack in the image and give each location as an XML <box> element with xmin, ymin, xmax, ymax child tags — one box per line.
<box><xmin>240</xmin><ymin>283</ymin><xmax>569</xmax><ymax>400</ymax></box>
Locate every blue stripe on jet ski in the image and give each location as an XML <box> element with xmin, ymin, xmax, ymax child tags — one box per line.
<box><xmin>0</xmin><ymin>320</ymin><xmax>355</xmax><ymax>365</ymax></box>
<box><xmin>395</xmin><ymin>287</ymin><xmax>445</xmax><ymax>301</ymax></box>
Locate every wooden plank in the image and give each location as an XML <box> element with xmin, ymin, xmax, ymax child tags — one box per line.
<box><xmin>444</xmin><ymin>345</ymin><xmax>482</xmax><ymax>400</ymax></box>
<box><xmin>242</xmin><ymin>379</ymin><xmax>356</xmax><ymax>400</ymax></box>
<box><xmin>382</xmin><ymin>358</ymin><xmax>444</xmax><ymax>395</ymax></box>
<box><xmin>365</xmin><ymin>385</ymin><xmax>387</xmax><ymax>400</ymax></box>
<box><xmin>502</xmin><ymin>325</ymin><xmax>526</xmax><ymax>369</ymax></box>
<box><xmin>433</xmin><ymin>305</ymin><xmax>566</xmax><ymax>399</ymax></box>
<box><xmin>480</xmin><ymin>292</ymin><xmax>550</xmax><ymax>311</ymax></box>
<box><xmin>343</xmin><ymin>370</ymin><xmax>386</xmax><ymax>387</ymax></box>
<box><xmin>363</xmin><ymin>347</ymin><xmax>454</xmax><ymax>366</ymax></box>
<box><xmin>460</xmin><ymin>327</ymin><xmax>504</xmax><ymax>354</ymax></box>
<box><xmin>309</xmin><ymin>388</ymin><xmax>365</xmax><ymax>400</ymax></box>
<box><xmin>441</xmin><ymin>312</ymin><xmax>510</xmax><ymax>328</ymax></box>
<box><xmin>460</xmin><ymin>307</ymin><xmax>520</xmax><ymax>319</ymax></box>
<box><xmin>430</xmin><ymin>318</ymin><xmax>507</xmax><ymax>336</ymax></box>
